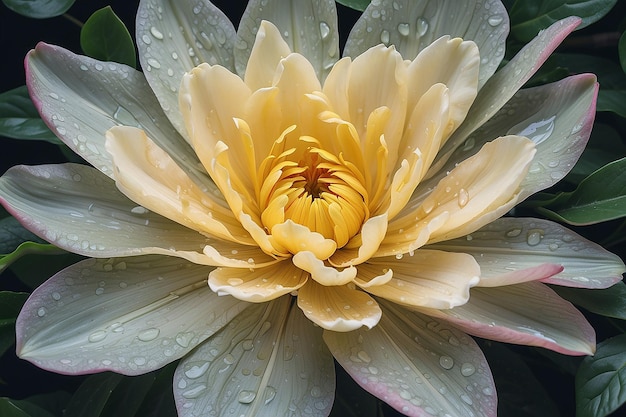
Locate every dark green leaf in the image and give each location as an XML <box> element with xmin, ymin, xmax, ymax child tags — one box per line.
<box><xmin>0</xmin><ymin>86</ymin><xmax>60</xmax><ymax>143</ymax></box>
<box><xmin>597</xmin><ymin>90</ymin><xmax>626</xmax><ymax>117</ymax></box>
<box><xmin>535</xmin><ymin>157</ymin><xmax>626</xmax><ymax>225</ymax></box>
<box><xmin>335</xmin><ymin>0</ymin><xmax>370</xmax><ymax>11</ymax></box>
<box><xmin>553</xmin><ymin>282</ymin><xmax>626</xmax><ymax>320</ymax></box>
<box><xmin>618</xmin><ymin>32</ymin><xmax>626</xmax><ymax>72</ymax></box>
<box><xmin>576</xmin><ymin>334</ymin><xmax>626</xmax><ymax>417</ymax></box>
<box><xmin>0</xmin><ymin>397</ymin><xmax>56</xmax><ymax>417</ymax></box>
<box><xmin>509</xmin><ymin>0</ymin><xmax>617</xmax><ymax>42</ymax></box>
<box><xmin>1</xmin><ymin>242</ymin><xmax>66</xmax><ymax>274</ymax></box>
<box><xmin>0</xmin><ymin>292</ymin><xmax>28</xmax><ymax>357</ymax></box>
<box><xmin>0</xmin><ymin>216</ymin><xmax>45</xmax><ymax>254</ymax></box>
<box><xmin>133</xmin><ymin>363</ymin><xmax>178</xmax><ymax>417</ymax></box>
<box><xmin>64</xmin><ymin>373</ymin><xmax>125</xmax><ymax>417</ymax></box>
<box><xmin>80</xmin><ymin>6</ymin><xmax>136</xmax><ymax>68</ymax></box>
<box><xmin>1</xmin><ymin>0</ymin><xmax>75</xmax><ymax>19</ymax></box>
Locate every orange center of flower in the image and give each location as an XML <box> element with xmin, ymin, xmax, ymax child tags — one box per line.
<box><xmin>259</xmin><ymin>137</ymin><xmax>369</xmax><ymax>248</ymax></box>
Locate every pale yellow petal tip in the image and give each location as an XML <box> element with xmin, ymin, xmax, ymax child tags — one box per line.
<box><xmin>293</xmin><ymin>251</ymin><xmax>357</xmax><ymax>286</ymax></box>
<box><xmin>312</xmin><ymin>315</ymin><xmax>381</xmax><ymax>332</ymax></box>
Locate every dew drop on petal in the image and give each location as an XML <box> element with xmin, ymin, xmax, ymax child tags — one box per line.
<box><xmin>488</xmin><ymin>14</ymin><xmax>503</xmax><ymax>26</ymax></box>
<box><xmin>439</xmin><ymin>355</ymin><xmax>454</xmax><ymax>370</ymax></box>
<box><xmin>397</xmin><ymin>23</ymin><xmax>410</xmax><ymax>36</ymax></box>
<box><xmin>138</xmin><ymin>327</ymin><xmax>160</xmax><ymax>341</ymax></box>
<box><xmin>460</xmin><ymin>362</ymin><xmax>476</xmax><ymax>376</ymax></box>
<box><xmin>238</xmin><ymin>390</ymin><xmax>257</xmax><ymax>404</ymax></box>
<box><xmin>185</xmin><ymin>362</ymin><xmax>210</xmax><ymax>379</ymax></box>
<box><xmin>526</xmin><ymin>229</ymin><xmax>543</xmax><ymax>246</ymax></box>
<box><xmin>416</xmin><ymin>17</ymin><xmax>429</xmax><ymax>36</ymax></box>
<box><xmin>37</xmin><ymin>307</ymin><xmax>47</xmax><ymax>317</ymax></box>
<box><xmin>319</xmin><ymin>21</ymin><xmax>330</xmax><ymax>39</ymax></box>
<box><xmin>88</xmin><ymin>330</ymin><xmax>107</xmax><ymax>343</ymax></box>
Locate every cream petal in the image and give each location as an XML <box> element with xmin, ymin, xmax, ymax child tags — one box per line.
<box><xmin>292</xmin><ymin>251</ymin><xmax>357</xmax><ymax>286</ymax></box>
<box><xmin>271</xmin><ymin>220</ymin><xmax>337</xmax><ymax>260</ymax></box>
<box><xmin>434</xmin><ymin>17</ymin><xmax>581</xmax><ymax>171</ymax></box>
<box><xmin>362</xmin><ymin>250</ymin><xmax>479</xmax><ymax>309</ymax></box>
<box><xmin>0</xmin><ymin>163</ymin><xmax>211</xmax><ymax>259</ymax></box>
<box><xmin>16</xmin><ymin>255</ymin><xmax>250</xmax><ymax>376</ymax></box>
<box><xmin>244</xmin><ymin>20</ymin><xmax>292</xmax><ymax>91</ymax></box>
<box><xmin>136</xmin><ymin>0</ymin><xmax>237</xmax><ymax>141</ymax></box>
<box><xmin>421</xmin><ymin>282</ymin><xmax>596</xmax><ymax>355</ymax></box>
<box><xmin>323</xmin><ymin>302</ymin><xmax>497</xmax><ymax>417</ymax></box>
<box><xmin>344</xmin><ymin>0</ymin><xmax>508</xmax><ymax>89</ymax></box>
<box><xmin>25</xmin><ymin>43</ymin><xmax>213</xmax><ymax>194</ymax></box>
<box><xmin>324</xmin><ymin>44</ymin><xmax>407</xmax><ymax>159</ymax></box>
<box><xmin>106</xmin><ymin>126</ymin><xmax>252</xmax><ymax>244</ymax></box>
<box><xmin>235</xmin><ymin>0</ymin><xmax>340</xmax><ymax>81</ymax></box>
<box><xmin>297</xmin><ymin>281</ymin><xmax>381</xmax><ymax>331</ymax></box>
<box><xmin>174</xmin><ymin>297</ymin><xmax>335</xmax><ymax>416</ymax></box>
<box><xmin>389</xmin><ymin>136</ymin><xmax>535</xmax><ymax>247</ymax></box>
<box><xmin>430</xmin><ymin>217</ymin><xmax>625</xmax><ymax>289</ymax></box>
<box><xmin>330</xmin><ymin>213</ymin><xmax>388</xmax><ymax>267</ymax></box>
<box><xmin>209</xmin><ymin>262</ymin><xmax>307</xmax><ymax>302</ymax></box>
<box><xmin>406</xmin><ymin>36</ymin><xmax>479</xmax><ymax>138</ymax></box>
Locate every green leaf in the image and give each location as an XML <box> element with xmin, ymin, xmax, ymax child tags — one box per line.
<box><xmin>597</xmin><ymin>89</ymin><xmax>626</xmax><ymax>117</ymax></box>
<box><xmin>64</xmin><ymin>367</ymin><xmax>175</xmax><ymax>417</ymax></box>
<box><xmin>576</xmin><ymin>334</ymin><xmax>626</xmax><ymax>417</ymax></box>
<box><xmin>80</xmin><ymin>6</ymin><xmax>136</xmax><ymax>68</ymax></box>
<box><xmin>0</xmin><ymin>216</ymin><xmax>45</xmax><ymax>254</ymax></box>
<box><xmin>509</xmin><ymin>0</ymin><xmax>617</xmax><ymax>42</ymax></box>
<box><xmin>0</xmin><ymin>242</ymin><xmax>66</xmax><ymax>273</ymax></box>
<box><xmin>553</xmin><ymin>282</ymin><xmax>626</xmax><ymax>320</ymax></box>
<box><xmin>335</xmin><ymin>0</ymin><xmax>370</xmax><ymax>11</ymax></box>
<box><xmin>0</xmin><ymin>292</ymin><xmax>29</xmax><ymax>357</ymax></box>
<box><xmin>1</xmin><ymin>0</ymin><xmax>75</xmax><ymax>19</ymax></box>
<box><xmin>617</xmin><ymin>32</ymin><xmax>626</xmax><ymax>72</ymax></box>
<box><xmin>0</xmin><ymin>398</ymin><xmax>57</xmax><ymax>417</ymax></box>
<box><xmin>0</xmin><ymin>86</ymin><xmax>60</xmax><ymax>143</ymax></box>
<box><xmin>535</xmin><ymin>157</ymin><xmax>626</xmax><ymax>225</ymax></box>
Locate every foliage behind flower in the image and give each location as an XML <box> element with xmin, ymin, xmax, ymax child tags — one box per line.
<box><xmin>0</xmin><ymin>0</ymin><xmax>624</xmax><ymax>416</ymax></box>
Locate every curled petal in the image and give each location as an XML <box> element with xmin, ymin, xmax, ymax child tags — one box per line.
<box><xmin>361</xmin><ymin>250</ymin><xmax>480</xmax><ymax>309</ymax></box>
<box><xmin>16</xmin><ymin>256</ymin><xmax>249</xmax><ymax>376</ymax></box>
<box><xmin>297</xmin><ymin>280</ymin><xmax>381</xmax><ymax>331</ymax></box>
<box><xmin>209</xmin><ymin>262</ymin><xmax>308</xmax><ymax>302</ymax></box>
<box><xmin>271</xmin><ymin>220</ymin><xmax>337</xmax><ymax>260</ymax></box>
<box><xmin>292</xmin><ymin>251</ymin><xmax>356</xmax><ymax>286</ymax></box>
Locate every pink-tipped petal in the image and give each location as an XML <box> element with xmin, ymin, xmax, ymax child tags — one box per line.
<box><xmin>16</xmin><ymin>255</ymin><xmax>249</xmax><ymax>376</ymax></box>
<box><xmin>324</xmin><ymin>302</ymin><xmax>496</xmax><ymax>417</ymax></box>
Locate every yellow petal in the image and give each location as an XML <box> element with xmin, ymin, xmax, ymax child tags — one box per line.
<box><xmin>105</xmin><ymin>126</ymin><xmax>252</xmax><ymax>244</ymax></box>
<box><xmin>209</xmin><ymin>262</ymin><xmax>307</xmax><ymax>302</ymax></box>
<box><xmin>297</xmin><ymin>280</ymin><xmax>381</xmax><ymax>331</ymax></box>
<box><xmin>271</xmin><ymin>220</ymin><xmax>337</xmax><ymax>259</ymax></box>
<box><xmin>244</xmin><ymin>20</ymin><xmax>292</xmax><ymax>91</ymax></box>
<box><xmin>292</xmin><ymin>251</ymin><xmax>356</xmax><ymax>286</ymax></box>
<box><xmin>406</xmin><ymin>36</ymin><xmax>479</xmax><ymax>138</ymax></box>
<box><xmin>362</xmin><ymin>250</ymin><xmax>480</xmax><ymax>309</ymax></box>
<box><xmin>330</xmin><ymin>213</ymin><xmax>388</xmax><ymax>267</ymax></box>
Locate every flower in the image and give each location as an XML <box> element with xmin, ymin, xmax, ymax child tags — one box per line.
<box><xmin>1</xmin><ymin>0</ymin><xmax>624</xmax><ymax>416</ymax></box>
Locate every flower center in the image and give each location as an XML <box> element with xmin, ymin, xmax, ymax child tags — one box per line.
<box><xmin>260</xmin><ymin>137</ymin><xmax>369</xmax><ymax>249</ymax></box>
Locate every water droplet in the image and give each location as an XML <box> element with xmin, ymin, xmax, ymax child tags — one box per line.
<box><xmin>95</xmin><ymin>287</ymin><xmax>105</xmax><ymax>295</ymax></box>
<box><xmin>150</xmin><ymin>26</ymin><xmax>164</xmax><ymax>39</ymax></box>
<box><xmin>380</xmin><ymin>29</ymin><xmax>390</xmax><ymax>44</ymax></box>
<box><xmin>513</xmin><ymin>116</ymin><xmax>556</xmax><ymax>145</ymax></box>
<box><xmin>460</xmin><ymin>393</ymin><xmax>473</xmax><ymax>405</ymax></box>
<box><xmin>51</xmin><ymin>292</ymin><xmax>61</xmax><ymax>301</ymax></box>
<box><xmin>458</xmin><ymin>188</ymin><xmax>469</xmax><ymax>207</ymax></box>
<box><xmin>147</xmin><ymin>58</ymin><xmax>161</xmax><ymax>69</ymax></box>
<box><xmin>439</xmin><ymin>355</ymin><xmax>454</xmax><ymax>370</ymax></box>
<box><xmin>526</xmin><ymin>229</ymin><xmax>543</xmax><ymax>246</ymax></box>
<box><xmin>416</xmin><ymin>17</ymin><xmax>429</xmax><ymax>36</ymax></box>
<box><xmin>88</xmin><ymin>330</ymin><xmax>107</xmax><ymax>343</ymax></box>
<box><xmin>138</xmin><ymin>327</ymin><xmax>160</xmax><ymax>342</ymax></box>
<box><xmin>311</xmin><ymin>386</ymin><xmax>322</xmax><ymax>397</ymax></box>
<box><xmin>357</xmin><ymin>350</ymin><xmax>371</xmax><ymax>363</ymax></box>
<box><xmin>461</xmin><ymin>363</ymin><xmax>476</xmax><ymax>376</ymax></box>
<box><xmin>505</xmin><ymin>228</ymin><xmax>522</xmax><ymax>238</ymax></box>
<box><xmin>133</xmin><ymin>356</ymin><xmax>147</xmax><ymax>366</ymax></box>
<box><xmin>223</xmin><ymin>353</ymin><xmax>235</xmax><ymax>364</ymax></box>
<box><xmin>264</xmin><ymin>386</ymin><xmax>277</xmax><ymax>404</ymax></box>
<box><xmin>488</xmin><ymin>15</ymin><xmax>503</xmax><ymax>26</ymax></box>
<box><xmin>185</xmin><ymin>362</ymin><xmax>210</xmax><ymax>378</ymax></box>
<box><xmin>141</xmin><ymin>34</ymin><xmax>152</xmax><ymax>45</ymax></box>
<box><xmin>175</xmin><ymin>331</ymin><xmax>195</xmax><ymax>348</ymax></box>
<box><xmin>242</xmin><ymin>339</ymin><xmax>254</xmax><ymax>350</ymax></box>
<box><xmin>397</xmin><ymin>23</ymin><xmax>410</xmax><ymax>36</ymax></box>
<box><xmin>319</xmin><ymin>21</ymin><xmax>330</xmax><ymax>39</ymax></box>
<box><xmin>37</xmin><ymin>307</ymin><xmax>47</xmax><ymax>317</ymax></box>
<box><xmin>238</xmin><ymin>390</ymin><xmax>257</xmax><ymax>404</ymax></box>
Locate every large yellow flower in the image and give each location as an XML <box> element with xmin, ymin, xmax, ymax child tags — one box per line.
<box><xmin>1</xmin><ymin>0</ymin><xmax>624</xmax><ymax>416</ymax></box>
